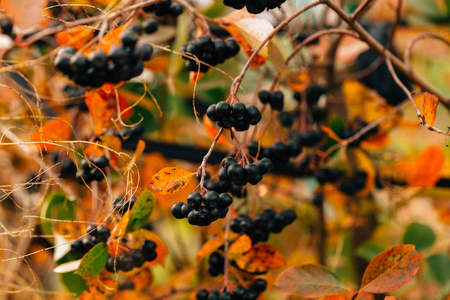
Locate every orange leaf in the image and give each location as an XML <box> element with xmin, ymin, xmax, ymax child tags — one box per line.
<box><xmin>325</xmin><ymin>295</ymin><xmax>347</xmax><ymax>300</ymax></box>
<box><xmin>149</xmin><ymin>167</ymin><xmax>195</xmax><ymax>194</ymax></box>
<box><xmin>284</xmin><ymin>70</ymin><xmax>310</xmax><ymax>92</ymax></box>
<box><xmin>196</xmin><ymin>235</ymin><xmax>225</xmax><ymax>260</ymax></box>
<box><xmin>144</xmin><ymin>55</ymin><xmax>169</xmax><ymax>73</ymax></box>
<box><xmin>30</xmin><ymin>118</ymin><xmax>71</xmax><ymax>151</ymax></box>
<box><xmin>234</xmin><ymin>244</ymin><xmax>285</xmax><ymax>274</ymax></box>
<box><xmin>228</xmin><ymin>234</ymin><xmax>252</xmax><ymax>260</ymax></box>
<box><xmin>422</xmin><ymin>92</ymin><xmax>439</xmax><ymax>126</ymax></box>
<box><xmin>111</xmin><ymin>210</ymin><xmax>131</xmax><ymax>238</ymax></box>
<box><xmin>101</xmin><ymin>25</ymin><xmax>126</xmax><ymax>54</ymax></box>
<box><xmin>85</xmin><ymin>144</ymin><xmax>106</xmax><ymax>157</ymax></box>
<box><xmin>408</xmin><ymin>145</ymin><xmax>444</xmax><ymax>187</ymax></box>
<box><xmin>189</xmin><ymin>71</ymin><xmax>205</xmax><ymax>85</ymax></box>
<box><xmin>85</xmin><ymin>90</ymin><xmax>115</xmax><ymax>134</ymax></box>
<box><xmin>203</xmin><ymin>115</ymin><xmax>230</xmax><ymax>146</ymax></box>
<box><xmin>1</xmin><ymin>0</ymin><xmax>47</xmax><ymax>31</ymax></box>
<box><xmin>360</xmin><ymin>244</ymin><xmax>420</xmax><ymax>293</ymax></box>
<box><xmin>384</xmin><ymin>297</ymin><xmax>402</xmax><ymax>300</ymax></box>
<box><xmin>79</xmin><ymin>279</ymin><xmax>115</xmax><ymax>300</ymax></box>
<box><xmin>55</xmin><ymin>27</ymin><xmax>94</xmax><ymax>49</ymax></box>
<box><xmin>321</xmin><ymin>125</ymin><xmax>343</xmax><ymax>143</ymax></box>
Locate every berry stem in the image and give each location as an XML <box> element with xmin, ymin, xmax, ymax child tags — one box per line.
<box><xmin>230</xmin><ymin>130</ymin><xmax>249</xmax><ymax>165</ymax></box>
<box><xmin>198</xmin><ymin>127</ymin><xmax>224</xmax><ymax>190</ymax></box>
<box><xmin>221</xmin><ymin>208</ymin><xmax>233</xmax><ymax>293</ymax></box>
<box><xmin>229</xmin><ymin>0</ymin><xmax>324</xmax><ymax>99</ymax></box>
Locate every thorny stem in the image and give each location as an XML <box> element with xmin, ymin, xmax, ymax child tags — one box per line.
<box><xmin>198</xmin><ymin>127</ymin><xmax>224</xmax><ymax>190</ymax></box>
<box><xmin>229</xmin><ymin>0</ymin><xmax>325</xmax><ymax>99</ymax></box>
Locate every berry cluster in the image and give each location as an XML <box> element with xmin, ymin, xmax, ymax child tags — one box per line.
<box><xmin>258</xmin><ymin>90</ymin><xmax>284</xmax><ymax>111</ymax></box>
<box><xmin>278</xmin><ymin>110</ymin><xmax>299</xmax><ymax>128</ymax></box>
<box><xmin>207</xmin><ymin>251</ymin><xmax>225</xmax><ymax>277</ymax></box>
<box><xmin>196</xmin><ymin>279</ymin><xmax>267</xmax><ymax>300</ymax></box>
<box><xmin>339</xmin><ymin>170</ymin><xmax>368</xmax><ymax>196</ymax></box>
<box><xmin>76</xmin><ymin>156</ymin><xmax>109</xmax><ymax>184</ymax></box>
<box><xmin>142</xmin><ymin>0</ymin><xmax>183</xmax><ymax>17</ymax></box>
<box><xmin>59</xmin><ymin>157</ymin><xmax>77</xmax><ymax>179</ymax></box>
<box><xmin>294</xmin><ymin>84</ymin><xmax>327</xmax><ymax>106</ymax></box>
<box><xmin>70</xmin><ymin>225</ymin><xmax>111</xmax><ymax>255</ymax></box>
<box><xmin>142</xmin><ymin>19</ymin><xmax>158</xmax><ymax>35</ymax></box>
<box><xmin>113</xmin><ymin>195</ymin><xmax>138</xmax><ymax>215</ymax></box>
<box><xmin>171</xmin><ymin>191</ymin><xmax>233</xmax><ymax>226</ymax></box>
<box><xmin>105</xmin><ymin>239</ymin><xmax>157</xmax><ymax>273</ymax></box>
<box><xmin>202</xmin><ymin>172</ymin><xmax>247</xmax><ymax>198</ymax></box>
<box><xmin>54</xmin><ymin>24</ymin><xmax>153</xmax><ymax>87</ymax></box>
<box><xmin>231</xmin><ymin>209</ymin><xmax>297</xmax><ymax>244</ymax></box>
<box><xmin>294</xmin><ymin>85</ymin><xmax>328</xmax><ymax>123</ymax></box>
<box><xmin>206</xmin><ymin>102</ymin><xmax>261</xmax><ymax>131</ymax></box>
<box><xmin>218</xmin><ymin>157</ymin><xmax>272</xmax><ymax>186</ymax></box>
<box><xmin>223</xmin><ymin>0</ymin><xmax>287</xmax><ymax>14</ymax></box>
<box><xmin>315</xmin><ymin>168</ymin><xmax>344</xmax><ymax>185</ymax></box>
<box><xmin>180</xmin><ymin>35</ymin><xmax>240</xmax><ymax>72</ymax></box>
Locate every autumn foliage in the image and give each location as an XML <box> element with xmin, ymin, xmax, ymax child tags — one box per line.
<box><xmin>0</xmin><ymin>0</ymin><xmax>449</xmax><ymax>300</ymax></box>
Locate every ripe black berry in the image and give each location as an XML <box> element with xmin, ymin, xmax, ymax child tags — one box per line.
<box><xmin>187</xmin><ymin>192</ymin><xmax>203</xmax><ymax>208</ymax></box>
<box><xmin>204</xmin><ymin>191</ymin><xmax>220</xmax><ymax>208</ymax></box>
<box><xmin>119</xmin><ymin>253</ymin><xmax>134</xmax><ymax>272</ymax></box>
<box><xmin>257</xmin><ymin>158</ymin><xmax>273</xmax><ymax>174</ymax></box>
<box><xmin>131</xmin><ymin>249</ymin><xmax>146</xmax><ymax>268</ymax></box>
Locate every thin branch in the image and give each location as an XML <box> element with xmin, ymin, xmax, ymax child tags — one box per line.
<box><xmin>229</xmin><ymin>0</ymin><xmax>325</xmax><ymax>98</ymax></box>
<box><xmin>404</xmin><ymin>31</ymin><xmax>450</xmax><ymax>70</ymax></box>
<box><xmin>323</xmin><ymin>0</ymin><xmax>450</xmax><ymax>108</ymax></box>
<box><xmin>351</xmin><ymin>0</ymin><xmax>374</xmax><ymax>21</ymax></box>
<box><xmin>286</xmin><ymin>28</ymin><xmax>360</xmax><ymax>65</ymax></box>
<box><xmin>198</xmin><ymin>127</ymin><xmax>224</xmax><ymax>190</ymax></box>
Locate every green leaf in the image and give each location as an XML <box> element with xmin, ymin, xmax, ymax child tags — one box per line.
<box><xmin>75</xmin><ymin>242</ymin><xmax>108</xmax><ymax>277</ymax></box>
<box><xmin>275</xmin><ymin>264</ymin><xmax>349</xmax><ymax>298</ymax></box>
<box><xmin>56</xmin><ymin>251</ymin><xmax>87</xmax><ymax>296</ymax></box>
<box><xmin>428</xmin><ymin>254</ymin><xmax>450</xmax><ymax>285</ymax></box>
<box><xmin>360</xmin><ymin>245</ymin><xmax>420</xmax><ymax>293</ymax></box>
<box><xmin>61</xmin><ymin>272</ymin><xmax>88</xmax><ymax>297</ymax></box>
<box><xmin>40</xmin><ymin>193</ymin><xmax>75</xmax><ymax>242</ymax></box>
<box><xmin>126</xmin><ymin>189</ymin><xmax>155</xmax><ymax>233</ymax></box>
<box><xmin>402</xmin><ymin>222</ymin><xmax>436</xmax><ymax>251</ymax></box>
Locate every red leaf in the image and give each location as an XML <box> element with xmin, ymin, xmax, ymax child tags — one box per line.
<box><xmin>30</xmin><ymin>118</ymin><xmax>72</xmax><ymax>151</ymax></box>
<box><xmin>234</xmin><ymin>244</ymin><xmax>285</xmax><ymax>274</ymax></box>
<box><xmin>275</xmin><ymin>264</ymin><xmax>349</xmax><ymax>298</ymax></box>
<box><xmin>360</xmin><ymin>244</ymin><xmax>420</xmax><ymax>293</ymax></box>
<box><xmin>408</xmin><ymin>145</ymin><xmax>444</xmax><ymax>187</ymax></box>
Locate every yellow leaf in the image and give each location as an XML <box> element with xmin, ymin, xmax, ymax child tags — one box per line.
<box><xmin>408</xmin><ymin>145</ymin><xmax>444</xmax><ymax>187</ymax></box>
<box><xmin>228</xmin><ymin>234</ymin><xmax>252</xmax><ymax>260</ymax></box>
<box><xmin>149</xmin><ymin>167</ymin><xmax>195</xmax><ymax>194</ymax></box>
<box><xmin>284</xmin><ymin>69</ymin><xmax>310</xmax><ymax>92</ymax></box>
<box><xmin>422</xmin><ymin>92</ymin><xmax>439</xmax><ymax>126</ymax></box>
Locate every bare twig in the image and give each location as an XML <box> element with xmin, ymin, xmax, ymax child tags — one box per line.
<box><xmin>351</xmin><ymin>0</ymin><xmax>374</xmax><ymax>21</ymax></box>
<box><xmin>404</xmin><ymin>31</ymin><xmax>450</xmax><ymax>70</ymax></box>
<box><xmin>198</xmin><ymin>127</ymin><xmax>224</xmax><ymax>190</ymax></box>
